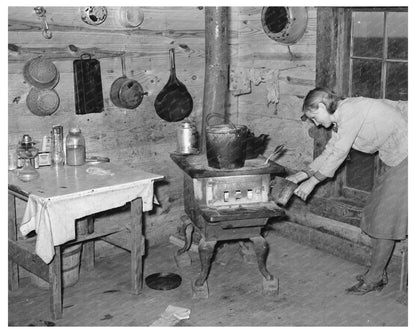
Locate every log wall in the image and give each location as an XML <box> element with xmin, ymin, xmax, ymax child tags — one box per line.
<box><xmin>8</xmin><ymin>6</ymin><xmax>316</xmax><ymax>248</ymax></box>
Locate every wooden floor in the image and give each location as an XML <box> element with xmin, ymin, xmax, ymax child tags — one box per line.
<box><xmin>8</xmin><ymin>231</ymin><xmax>408</xmax><ymax>326</ymax></box>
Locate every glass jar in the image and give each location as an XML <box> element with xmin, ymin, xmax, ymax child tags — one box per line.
<box><xmin>51</xmin><ymin>125</ymin><xmax>65</xmax><ymax>166</ymax></box>
<box><xmin>65</xmin><ymin>128</ymin><xmax>86</xmax><ymax>166</ymax></box>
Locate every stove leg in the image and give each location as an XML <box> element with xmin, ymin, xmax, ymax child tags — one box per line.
<box><xmin>250</xmin><ymin>236</ymin><xmax>279</xmax><ymax>296</ymax></box>
<box><xmin>250</xmin><ymin>236</ymin><xmax>273</xmax><ymax>280</ymax></box>
<box><xmin>174</xmin><ymin>216</ymin><xmax>194</xmax><ymax>268</ymax></box>
<box><xmin>192</xmin><ymin>238</ymin><xmax>216</xmax><ymax>299</ymax></box>
<box><xmin>177</xmin><ymin>215</ymin><xmax>194</xmax><ymax>255</ymax></box>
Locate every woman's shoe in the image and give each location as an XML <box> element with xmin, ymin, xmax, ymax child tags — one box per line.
<box><xmin>355</xmin><ymin>270</ymin><xmax>388</xmax><ymax>284</ymax></box>
<box><xmin>345</xmin><ymin>278</ymin><xmax>387</xmax><ymax>295</ymax></box>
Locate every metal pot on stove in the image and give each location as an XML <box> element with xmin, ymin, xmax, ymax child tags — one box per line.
<box><xmin>205</xmin><ymin>113</ymin><xmax>248</xmax><ymax>169</ymax></box>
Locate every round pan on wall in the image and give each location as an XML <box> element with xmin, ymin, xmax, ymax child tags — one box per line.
<box><xmin>261</xmin><ymin>7</ymin><xmax>308</xmax><ymax>45</ymax></box>
<box><xmin>23</xmin><ymin>57</ymin><xmax>60</xmax><ymax>89</ymax></box>
<box><xmin>118</xmin><ymin>7</ymin><xmax>144</xmax><ymax>28</ymax></box>
<box><xmin>26</xmin><ymin>87</ymin><xmax>60</xmax><ymax>116</ymax></box>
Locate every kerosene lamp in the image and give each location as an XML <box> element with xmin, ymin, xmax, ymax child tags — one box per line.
<box><xmin>17</xmin><ymin>134</ymin><xmax>39</xmax><ymax>182</ymax></box>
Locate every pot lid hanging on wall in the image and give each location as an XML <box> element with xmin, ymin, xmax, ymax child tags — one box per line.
<box><xmin>261</xmin><ymin>7</ymin><xmax>308</xmax><ymax>45</ymax></box>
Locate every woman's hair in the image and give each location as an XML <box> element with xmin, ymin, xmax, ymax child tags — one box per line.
<box><xmin>302</xmin><ymin>87</ymin><xmax>345</xmax><ymax>114</ymax></box>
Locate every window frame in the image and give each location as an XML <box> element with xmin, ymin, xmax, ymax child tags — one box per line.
<box><xmin>348</xmin><ymin>8</ymin><xmax>408</xmax><ymax>99</ymax></box>
<box><xmin>339</xmin><ymin>7</ymin><xmax>408</xmax><ymax>197</ymax></box>
<box><xmin>314</xmin><ymin>7</ymin><xmax>407</xmax><ymax>202</ymax></box>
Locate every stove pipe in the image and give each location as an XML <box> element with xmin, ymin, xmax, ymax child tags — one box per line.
<box><xmin>200</xmin><ymin>7</ymin><xmax>229</xmax><ymax>154</ymax></box>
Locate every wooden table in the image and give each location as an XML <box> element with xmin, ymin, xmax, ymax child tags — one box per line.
<box><xmin>8</xmin><ymin>163</ymin><xmax>163</xmax><ymax>320</ymax></box>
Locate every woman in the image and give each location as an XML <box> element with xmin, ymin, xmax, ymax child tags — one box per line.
<box><xmin>286</xmin><ymin>87</ymin><xmax>408</xmax><ymax>295</ymax></box>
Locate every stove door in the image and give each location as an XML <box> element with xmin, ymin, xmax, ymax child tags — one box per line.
<box><xmin>200</xmin><ymin>201</ymin><xmax>285</xmax><ymax>223</ymax></box>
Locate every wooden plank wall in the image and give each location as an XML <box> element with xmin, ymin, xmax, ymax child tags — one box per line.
<box><xmin>229</xmin><ymin>7</ymin><xmax>316</xmax><ymax>170</ymax></box>
<box><xmin>8</xmin><ymin>6</ymin><xmax>316</xmax><ymax>247</ymax></box>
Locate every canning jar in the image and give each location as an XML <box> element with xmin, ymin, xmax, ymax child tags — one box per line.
<box><xmin>65</xmin><ymin>128</ymin><xmax>86</xmax><ymax>166</ymax></box>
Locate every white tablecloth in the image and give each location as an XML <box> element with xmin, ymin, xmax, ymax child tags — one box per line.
<box><xmin>11</xmin><ymin>163</ymin><xmax>163</xmax><ymax>263</ymax></box>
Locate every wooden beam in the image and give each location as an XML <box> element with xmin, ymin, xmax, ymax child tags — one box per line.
<box><xmin>8</xmin><ymin>239</ymin><xmax>50</xmax><ymax>281</ymax></box>
<box><xmin>314</xmin><ymin>7</ymin><xmax>340</xmax><ymax>159</ymax></box>
<box><xmin>49</xmin><ymin>246</ymin><xmax>62</xmax><ymax>320</ymax></box>
<box><xmin>8</xmin><ymin>43</ymin><xmax>125</xmax><ymax>62</ymax></box>
<box><xmin>8</xmin><ymin>193</ymin><xmax>19</xmax><ymax>291</ymax></box>
<box><xmin>130</xmin><ymin>197</ymin><xmax>144</xmax><ymax>294</ymax></box>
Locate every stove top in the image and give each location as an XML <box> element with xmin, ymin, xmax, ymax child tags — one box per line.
<box><xmin>170</xmin><ymin>153</ymin><xmax>287</xmax><ymax>178</ymax></box>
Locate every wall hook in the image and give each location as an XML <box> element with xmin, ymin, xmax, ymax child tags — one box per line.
<box><xmin>34</xmin><ymin>6</ymin><xmax>52</xmax><ymax>39</ymax></box>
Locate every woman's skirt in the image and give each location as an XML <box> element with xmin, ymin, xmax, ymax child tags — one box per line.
<box><xmin>361</xmin><ymin>157</ymin><xmax>408</xmax><ymax>240</ymax></box>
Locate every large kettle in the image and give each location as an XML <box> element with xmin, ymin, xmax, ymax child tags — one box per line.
<box><xmin>205</xmin><ymin>113</ymin><xmax>248</xmax><ymax>169</ymax></box>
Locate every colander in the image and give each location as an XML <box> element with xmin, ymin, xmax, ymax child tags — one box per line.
<box><xmin>26</xmin><ymin>87</ymin><xmax>60</xmax><ymax>116</ymax></box>
<box><xmin>23</xmin><ymin>57</ymin><xmax>60</xmax><ymax>89</ymax></box>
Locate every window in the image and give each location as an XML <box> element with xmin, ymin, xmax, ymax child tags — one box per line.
<box><xmin>344</xmin><ymin>8</ymin><xmax>408</xmax><ymax>192</ymax></box>
<box><xmin>350</xmin><ymin>10</ymin><xmax>408</xmax><ymax>100</ymax></box>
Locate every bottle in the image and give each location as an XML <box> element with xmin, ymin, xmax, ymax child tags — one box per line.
<box><xmin>8</xmin><ymin>148</ymin><xmax>17</xmax><ymax>170</ymax></box>
<box><xmin>65</xmin><ymin>128</ymin><xmax>86</xmax><ymax>166</ymax></box>
<box><xmin>51</xmin><ymin>125</ymin><xmax>65</xmax><ymax>166</ymax></box>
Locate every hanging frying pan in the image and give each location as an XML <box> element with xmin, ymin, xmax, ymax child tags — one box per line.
<box><xmin>154</xmin><ymin>48</ymin><xmax>193</xmax><ymax>122</ymax></box>
<box><xmin>110</xmin><ymin>54</ymin><xmax>147</xmax><ymax>109</ymax></box>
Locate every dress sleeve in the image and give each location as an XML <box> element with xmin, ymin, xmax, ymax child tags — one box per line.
<box><xmin>306</xmin><ymin>110</ymin><xmax>366</xmax><ymax>179</ymax></box>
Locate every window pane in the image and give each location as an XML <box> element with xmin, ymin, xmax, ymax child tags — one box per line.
<box><xmin>386</xmin><ymin>62</ymin><xmax>408</xmax><ymax>100</ymax></box>
<box><xmin>351</xmin><ymin>59</ymin><xmax>382</xmax><ymax>98</ymax></box>
<box><xmin>387</xmin><ymin>12</ymin><xmax>408</xmax><ymax>59</ymax></box>
<box><xmin>352</xmin><ymin>12</ymin><xmax>384</xmax><ymax>58</ymax></box>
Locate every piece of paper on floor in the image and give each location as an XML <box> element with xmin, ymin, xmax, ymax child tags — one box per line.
<box><xmin>150</xmin><ymin>305</ymin><xmax>191</xmax><ymax>326</ymax></box>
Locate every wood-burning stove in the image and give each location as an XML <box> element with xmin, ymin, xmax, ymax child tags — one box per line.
<box><xmin>171</xmin><ymin>153</ymin><xmax>286</xmax><ymax>298</ymax></box>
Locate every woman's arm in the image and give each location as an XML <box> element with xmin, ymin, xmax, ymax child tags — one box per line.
<box><xmin>292</xmin><ymin>108</ymin><xmax>367</xmax><ymax>200</ymax></box>
<box><xmin>294</xmin><ymin>176</ymin><xmax>320</xmax><ymax>201</ymax></box>
<box><xmin>286</xmin><ymin>171</ymin><xmax>309</xmax><ymax>184</ymax></box>
<box><xmin>309</xmin><ymin>108</ymin><xmax>367</xmax><ymax>179</ymax></box>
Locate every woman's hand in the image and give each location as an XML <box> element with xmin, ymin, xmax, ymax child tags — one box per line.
<box><xmin>286</xmin><ymin>171</ymin><xmax>309</xmax><ymax>184</ymax></box>
<box><xmin>294</xmin><ymin>176</ymin><xmax>320</xmax><ymax>201</ymax></box>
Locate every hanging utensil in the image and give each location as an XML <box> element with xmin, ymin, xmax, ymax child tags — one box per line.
<box><xmin>118</xmin><ymin>7</ymin><xmax>144</xmax><ymax>28</ymax></box>
<box><xmin>73</xmin><ymin>53</ymin><xmax>104</xmax><ymax>114</ymax></box>
<box><xmin>154</xmin><ymin>48</ymin><xmax>193</xmax><ymax>122</ymax></box>
<box><xmin>26</xmin><ymin>87</ymin><xmax>60</xmax><ymax>116</ymax></box>
<box><xmin>80</xmin><ymin>6</ymin><xmax>108</xmax><ymax>25</ymax></box>
<box><xmin>261</xmin><ymin>7</ymin><xmax>308</xmax><ymax>45</ymax></box>
<box><xmin>34</xmin><ymin>6</ymin><xmax>52</xmax><ymax>39</ymax></box>
<box><xmin>110</xmin><ymin>54</ymin><xmax>147</xmax><ymax>109</ymax></box>
<box><xmin>23</xmin><ymin>56</ymin><xmax>59</xmax><ymax>89</ymax></box>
